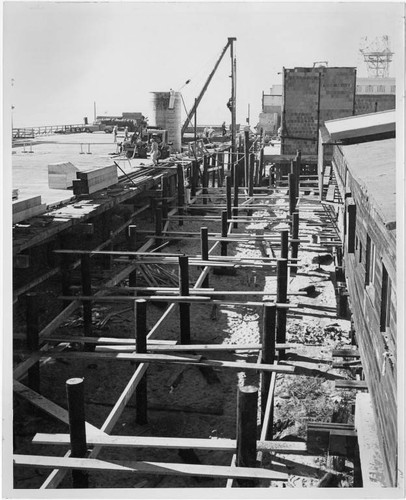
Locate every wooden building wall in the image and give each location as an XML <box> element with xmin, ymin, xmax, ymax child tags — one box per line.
<box><xmin>331</xmin><ymin>146</ymin><xmax>397</xmax><ymax>486</ymax></box>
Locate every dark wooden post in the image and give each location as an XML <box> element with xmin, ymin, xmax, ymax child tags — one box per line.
<box><xmin>81</xmin><ymin>254</ymin><xmax>94</xmax><ymax>351</ymax></box>
<box><xmin>259</xmin><ymin>147</ymin><xmax>264</xmax><ymax>184</ymax></box>
<box><xmin>66</xmin><ymin>378</ymin><xmax>88</xmax><ymax>488</ymax></box>
<box><xmin>60</xmin><ymin>234</ymin><xmax>72</xmax><ymax>309</ymax></box>
<box><xmin>295</xmin><ymin>150</ymin><xmax>301</xmax><ymax>195</ymax></box>
<box><xmin>226</xmin><ymin>175</ymin><xmax>232</xmax><ymax>220</ymax></box>
<box><xmin>244</xmin><ymin>130</ymin><xmax>250</xmax><ymax>187</ymax></box>
<box><xmin>190</xmin><ymin>160</ymin><xmax>198</xmax><ymax>197</ymax></box>
<box><xmin>236</xmin><ymin>385</ymin><xmax>258</xmax><ymax>487</ymax></box>
<box><xmin>162</xmin><ymin>176</ymin><xmax>169</xmax><ymax>220</ymax></box>
<box><xmin>261</xmin><ymin>304</ymin><xmax>276</xmax><ymax>430</ymax></box>
<box><xmin>26</xmin><ymin>293</ymin><xmax>40</xmax><ymax>393</ymax></box>
<box><xmin>177</xmin><ymin>164</ymin><xmax>185</xmax><ymax>226</ymax></box>
<box><xmin>288</xmin><ymin>173</ymin><xmax>297</xmax><ymax>215</ymax></box>
<box><xmin>179</xmin><ymin>256</ymin><xmax>191</xmax><ymax>344</ymax></box>
<box><xmin>291</xmin><ymin>212</ymin><xmax>300</xmax><ymax>274</ymax></box>
<box><xmin>211</xmin><ymin>154</ymin><xmax>217</xmax><ymax>188</ymax></box>
<box><xmin>200</xmin><ymin>227</ymin><xmax>209</xmax><ymax>288</ymax></box>
<box><xmin>155</xmin><ymin>207</ymin><xmax>163</xmax><ymax>248</ymax></box>
<box><xmin>230</xmin><ymin>148</ymin><xmax>234</xmax><ymax>185</ymax></box>
<box><xmin>280</xmin><ymin>230</ymin><xmax>289</xmax><ymax>259</ymax></box>
<box><xmin>135</xmin><ymin>299</ymin><xmax>148</xmax><ymax>425</ymax></box>
<box><xmin>202</xmin><ymin>155</ymin><xmax>208</xmax><ymax>205</ymax></box>
<box><xmin>221</xmin><ymin>210</ymin><xmax>228</xmax><ymax>257</ymax></box>
<box><xmin>233</xmin><ymin>163</ymin><xmax>239</xmax><ymax>229</ymax></box>
<box><xmin>128</xmin><ymin>225</ymin><xmax>137</xmax><ymax>288</ymax></box>
<box><xmin>218</xmin><ymin>152</ymin><xmax>225</xmax><ymax>187</ymax></box>
<box><xmin>347</xmin><ymin>199</ymin><xmax>356</xmax><ymax>254</ymax></box>
<box><xmin>276</xmin><ymin>259</ymin><xmax>288</xmax><ymax>360</ymax></box>
<box><xmin>248</xmin><ymin>153</ymin><xmax>254</xmax><ymax>197</ymax></box>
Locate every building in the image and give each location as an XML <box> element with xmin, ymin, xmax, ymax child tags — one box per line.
<box><xmin>319</xmin><ymin>112</ymin><xmax>397</xmax><ymax>486</ymax></box>
<box><xmin>355</xmin><ymin>77</ymin><xmax>396</xmax><ymax>115</ymax></box>
<box><xmin>258</xmin><ymin>85</ymin><xmax>282</xmax><ymax>134</ymax></box>
<box><xmin>281</xmin><ymin>67</ymin><xmax>357</xmax><ymax>156</ymax></box>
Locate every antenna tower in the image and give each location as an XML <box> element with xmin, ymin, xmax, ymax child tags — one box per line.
<box><xmin>359</xmin><ymin>36</ymin><xmax>394</xmax><ymax>78</ymax></box>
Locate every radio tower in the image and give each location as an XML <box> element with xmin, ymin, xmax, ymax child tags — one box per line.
<box><xmin>359</xmin><ymin>36</ymin><xmax>394</xmax><ymax>78</ymax></box>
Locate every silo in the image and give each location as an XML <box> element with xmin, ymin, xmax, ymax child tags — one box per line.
<box><xmin>150</xmin><ymin>91</ymin><xmax>182</xmax><ymax>152</ymax></box>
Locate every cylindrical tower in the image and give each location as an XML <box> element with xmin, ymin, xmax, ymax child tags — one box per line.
<box><xmin>150</xmin><ymin>91</ymin><xmax>182</xmax><ymax>152</ymax></box>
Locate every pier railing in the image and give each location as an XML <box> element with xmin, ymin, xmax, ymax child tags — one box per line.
<box><xmin>12</xmin><ymin>124</ymin><xmax>90</xmax><ymax>139</ymax></box>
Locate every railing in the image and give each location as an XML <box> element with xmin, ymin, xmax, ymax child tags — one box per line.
<box><xmin>12</xmin><ymin>124</ymin><xmax>90</xmax><ymax>139</ymax></box>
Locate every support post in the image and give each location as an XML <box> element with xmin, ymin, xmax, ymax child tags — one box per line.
<box><xmin>211</xmin><ymin>154</ymin><xmax>217</xmax><ymax>188</ymax></box>
<box><xmin>81</xmin><ymin>254</ymin><xmax>93</xmax><ymax>351</ymax></box>
<box><xmin>191</xmin><ymin>160</ymin><xmax>198</xmax><ymax>197</ymax></box>
<box><xmin>177</xmin><ymin>164</ymin><xmax>185</xmax><ymax>226</ymax></box>
<box><xmin>66</xmin><ymin>378</ymin><xmax>88</xmax><ymax>488</ymax></box>
<box><xmin>200</xmin><ymin>227</ymin><xmax>209</xmax><ymax>288</ymax></box>
<box><xmin>221</xmin><ymin>210</ymin><xmax>228</xmax><ymax>257</ymax></box>
<box><xmin>202</xmin><ymin>156</ymin><xmax>208</xmax><ymax>205</ymax></box>
<box><xmin>236</xmin><ymin>385</ymin><xmax>258</xmax><ymax>487</ymax></box>
<box><xmin>178</xmin><ymin>256</ymin><xmax>191</xmax><ymax>344</ymax></box>
<box><xmin>161</xmin><ymin>176</ymin><xmax>169</xmax><ymax>220</ymax></box>
<box><xmin>280</xmin><ymin>230</ymin><xmax>289</xmax><ymax>259</ymax></box>
<box><xmin>248</xmin><ymin>153</ymin><xmax>254</xmax><ymax>197</ymax></box>
<box><xmin>291</xmin><ymin>212</ymin><xmax>299</xmax><ymax>274</ymax></box>
<box><xmin>226</xmin><ymin>175</ymin><xmax>232</xmax><ymax>220</ymax></box>
<box><xmin>135</xmin><ymin>299</ymin><xmax>148</xmax><ymax>425</ymax></box>
<box><xmin>261</xmin><ymin>304</ymin><xmax>276</xmax><ymax>430</ymax></box>
<box><xmin>244</xmin><ymin>130</ymin><xmax>250</xmax><ymax>187</ymax></box>
<box><xmin>288</xmin><ymin>173</ymin><xmax>296</xmax><ymax>215</ymax></box>
<box><xmin>276</xmin><ymin>259</ymin><xmax>288</xmax><ymax>360</ymax></box>
<box><xmin>128</xmin><ymin>225</ymin><xmax>137</xmax><ymax>289</ymax></box>
<box><xmin>26</xmin><ymin>293</ymin><xmax>40</xmax><ymax>393</ymax></box>
<box><xmin>233</xmin><ymin>164</ymin><xmax>239</xmax><ymax>229</ymax></box>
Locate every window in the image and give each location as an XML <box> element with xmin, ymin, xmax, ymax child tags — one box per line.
<box><xmin>356</xmin><ymin>85</ymin><xmax>362</xmax><ymax>93</ymax></box>
<box><xmin>380</xmin><ymin>265</ymin><xmax>392</xmax><ymax>331</ymax></box>
<box><xmin>390</xmin><ymin>85</ymin><xmax>396</xmax><ymax>93</ymax></box>
<box><xmin>366</xmin><ymin>85</ymin><xmax>373</xmax><ymax>93</ymax></box>
<box><xmin>377</xmin><ymin>85</ymin><xmax>385</xmax><ymax>92</ymax></box>
<box><xmin>365</xmin><ymin>235</ymin><xmax>376</xmax><ymax>285</ymax></box>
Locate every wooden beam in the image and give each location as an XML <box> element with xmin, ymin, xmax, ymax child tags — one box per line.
<box><xmin>32</xmin><ymin>433</ymin><xmax>307</xmax><ymax>454</ymax></box>
<box><xmin>13</xmin><ymin>455</ymin><xmax>288</xmax><ymax>481</ymax></box>
<box><xmin>37</xmin><ymin>351</ymin><xmax>295</xmax><ymax>373</ymax></box>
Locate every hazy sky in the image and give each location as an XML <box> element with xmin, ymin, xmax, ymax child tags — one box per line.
<box><xmin>3</xmin><ymin>1</ymin><xmax>404</xmax><ymax>128</ymax></box>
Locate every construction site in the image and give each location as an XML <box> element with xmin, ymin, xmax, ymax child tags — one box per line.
<box><xmin>6</xmin><ymin>30</ymin><xmax>401</xmax><ymax>496</ymax></box>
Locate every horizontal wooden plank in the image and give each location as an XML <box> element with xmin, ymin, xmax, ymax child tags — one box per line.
<box><xmin>38</xmin><ymin>352</ymin><xmax>296</xmax><ymax>373</ymax></box>
<box><xmin>332</xmin><ymin>349</ymin><xmax>360</xmax><ymax>358</ymax></box>
<box><xmin>42</xmin><ymin>336</ymin><xmax>177</xmax><ymax>346</ymax></box>
<box><xmin>33</xmin><ymin>433</ymin><xmax>307</xmax><ymax>454</ymax></box>
<box><xmin>13</xmin><ymin>455</ymin><xmax>288</xmax><ymax>481</ymax></box>
<box><xmin>334</xmin><ymin>380</ymin><xmax>368</xmax><ymax>390</ymax></box>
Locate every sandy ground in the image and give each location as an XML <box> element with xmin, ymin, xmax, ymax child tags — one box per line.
<box><xmin>12</xmin><ymin>183</ymin><xmax>357</xmax><ymax>491</ymax></box>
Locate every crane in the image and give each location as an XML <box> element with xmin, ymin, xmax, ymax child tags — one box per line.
<box><xmin>181</xmin><ymin>37</ymin><xmax>236</xmax><ymax>140</ymax></box>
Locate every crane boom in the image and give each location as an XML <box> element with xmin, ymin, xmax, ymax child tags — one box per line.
<box><xmin>181</xmin><ymin>38</ymin><xmax>236</xmax><ymax>137</ymax></box>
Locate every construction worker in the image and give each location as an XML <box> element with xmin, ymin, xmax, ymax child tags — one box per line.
<box><xmin>150</xmin><ymin>135</ymin><xmax>159</xmax><ymax>165</ymax></box>
<box><xmin>113</xmin><ymin>125</ymin><xmax>118</xmax><ymax>143</ymax></box>
<box><xmin>124</xmin><ymin>126</ymin><xmax>129</xmax><ymax>141</ymax></box>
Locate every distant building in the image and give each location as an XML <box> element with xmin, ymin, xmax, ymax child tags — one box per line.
<box><xmin>280</xmin><ymin>67</ymin><xmax>357</xmax><ymax>155</ymax></box>
<box><xmin>355</xmin><ymin>77</ymin><xmax>396</xmax><ymax>115</ymax></box>
<box><xmin>257</xmin><ymin>85</ymin><xmax>282</xmax><ymax>135</ymax></box>
<box><xmin>356</xmin><ymin>77</ymin><xmax>396</xmax><ymax>94</ymax></box>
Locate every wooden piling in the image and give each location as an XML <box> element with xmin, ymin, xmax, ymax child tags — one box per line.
<box><xmin>200</xmin><ymin>227</ymin><xmax>209</xmax><ymax>288</ymax></box>
<box><xmin>177</xmin><ymin>164</ymin><xmax>185</xmax><ymax>226</ymax></box>
<box><xmin>66</xmin><ymin>378</ymin><xmax>88</xmax><ymax>488</ymax></box>
<box><xmin>236</xmin><ymin>385</ymin><xmax>258</xmax><ymax>487</ymax></box>
<box><xmin>203</xmin><ymin>156</ymin><xmax>208</xmax><ymax>205</ymax></box>
<box><xmin>233</xmin><ymin>164</ymin><xmax>239</xmax><ymax>229</ymax></box>
<box><xmin>226</xmin><ymin>176</ymin><xmax>232</xmax><ymax>220</ymax></box>
<box><xmin>128</xmin><ymin>225</ymin><xmax>137</xmax><ymax>288</ymax></box>
<box><xmin>276</xmin><ymin>259</ymin><xmax>288</xmax><ymax>359</ymax></box>
<box><xmin>135</xmin><ymin>299</ymin><xmax>148</xmax><ymax>425</ymax></box>
<box><xmin>291</xmin><ymin>212</ymin><xmax>299</xmax><ymax>274</ymax></box>
<box><xmin>191</xmin><ymin>160</ymin><xmax>198</xmax><ymax>197</ymax></box>
<box><xmin>280</xmin><ymin>230</ymin><xmax>289</xmax><ymax>259</ymax></box>
<box><xmin>178</xmin><ymin>256</ymin><xmax>191</xmax><ymax>344</ymax></box>
<box><xmin>26</xmin><ymin>293</ymin><xmax>40</xmax><ymax>393</ymax></box>
<box><xmin>288</xmin><ymin>173</ymin><xmax>296</xmax><ymax>215</ymax></box>
<box><xmin>211</xmin><ymin>154</ymin><xmax>217</xmax><ymax>188</ymax></box>
<box><xmin>248</xmin><ymin>153</ymin><xmax>254</xmax><ymax>198</ymax></box>
<box><xmin>81</xmin><ymin>255</ymin><xmax>93</xmax><ymax>351</ymax></box>
<box><xmin>161</xmin><ymin>176</ymin><xmax>169</xmax><ymax>220</ymax></box>
<box><xmin>221</xmin><ymin>211</ymin><xmax>228</xmax><ymax>257</ymax></box>
<box><xmin>244</xmin><ymin>130</ymin><xmax>250</xmax><ymax>187</ymax></box>
<box><xmin>261</xmin><ymin>304</ymin><xmax>276</xmax><ymax>428</ymax></box>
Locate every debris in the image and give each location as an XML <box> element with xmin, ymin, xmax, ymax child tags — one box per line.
<box><xmin>312</xmin><ymin>254</ymin><xmax>334</xmax><ymax>266</ymax></box>
<box><xmin>317</xmin><ymin>472</ymin><xmax>341</xmax><ymax>487</ymax></box>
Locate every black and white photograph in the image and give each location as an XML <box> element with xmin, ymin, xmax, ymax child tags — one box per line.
<box><xmin>2</xmin><ymin>1</ymin><xmax>405</xmax><ymax>498</ymax></box>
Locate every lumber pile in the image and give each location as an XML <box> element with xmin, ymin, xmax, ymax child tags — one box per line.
<box><xmin>12</xmin><ymin>195</ymin><xmax>47</xmax><ymax>224</ymax></box>
<box><xmin>72</xmin><ymin>165</ymin><xmax>118</xmax><ymax>195</ymax></box>
<box><xmin>48</xmin><ymin>162</ymin><xmax>79</xmax><ymax>189</ymax></box>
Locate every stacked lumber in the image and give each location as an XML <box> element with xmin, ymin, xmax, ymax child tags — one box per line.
<box><xmin>48</xmin><ymin>162</ymin><xmax>79</xmax><ymax>189</ymax></box>
<box><xmin>13</xmin><ymin>196</ymin><xmax>47</xmax><ymax>224</ymax></box>
<box><xmin>72</xmin><ymin>165</ymin><xmax>118</xmax><ymax>195</ymax></box>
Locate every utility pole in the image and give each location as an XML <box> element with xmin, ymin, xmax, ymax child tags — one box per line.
<box><xmin>93</xmin><ymin>102</ymin><xmax>97</xmax><ymax>123</ymax></box>
<box><xmin>229</xmin><ymin>37</ymin><xmax>237</xmax><ymax>160</ymax></box>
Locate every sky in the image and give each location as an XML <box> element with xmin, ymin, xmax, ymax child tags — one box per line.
<box><xmin>3</xmin><ymin>1</ymin><xmax>405</xmax><ymax>129</ymax></box>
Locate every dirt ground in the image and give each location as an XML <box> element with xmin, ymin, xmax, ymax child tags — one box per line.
<box><xmin>13</xmin><ymin>184</ymin><xmax>358</xmax><ymax>490</ymax></box>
